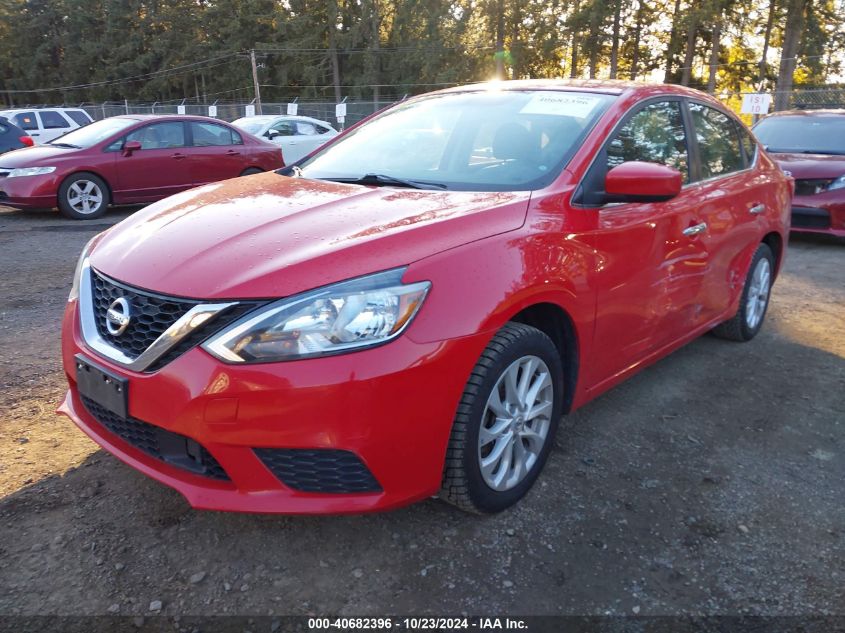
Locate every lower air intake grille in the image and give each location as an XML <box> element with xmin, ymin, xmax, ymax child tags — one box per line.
<box><xmin>81</xmin><ymin>396</ymin><xmax>229</xmax><ymax>481</ymax></box>
<box><xmin>254</xmin><ymin>448</ymin><xmax>381</xmax><ymax>493</ymax></box>
<box><xmin>791</xmin><ymin>206</ymin><xmax>831</xmax><ymax>229</ymax></box>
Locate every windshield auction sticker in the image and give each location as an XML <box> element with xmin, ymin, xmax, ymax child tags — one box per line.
<box><xmin>519</xmin><ymin>93</ymin><xmax>602</xmax><ymax>118</ymax></box>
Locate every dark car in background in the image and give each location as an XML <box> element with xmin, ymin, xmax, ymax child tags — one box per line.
<box><xmin>0</xmin><ymin>114</ymin><xmax>283</xmax><ymax>219</ymax></box>
<box><xmin>753</xmin><ymin>110</ymin><xmax>845</xmax><ymax>237</ymax></box>
<box><xmin>0</xmin><ymin>116</ymin><xmax>34</xmax><ymax>155</ymax></box>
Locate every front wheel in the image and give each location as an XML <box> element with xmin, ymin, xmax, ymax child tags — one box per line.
<box><xmin>441</xmin><ymin>323</ymin><xmax>563</xmax><ymax>514</ymax></box>
<box><xmin>712</xmin><ymin>243</ymin><xmax>775</xmax><ymax>342</ymax></box>
<box><xmin>58</xmin><ymin>173</ymin><xmax>110</xmax><ymax>220</ymax></box>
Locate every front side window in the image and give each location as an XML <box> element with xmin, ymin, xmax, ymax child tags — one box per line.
<box><xmin>12</xmin><ymin>112</ymin><xmax>37</xmax><ymax>131</ymax></box>
<box><xmin>126</xmin><ymin>122</ymin><xmax>186</xmax><ymax>149</ymax></box>
<box><xmin>39</xmin><ymin>111</ymin><xmax>70</xmax><ymax>129</ymax></box>
<box><xmin>300</xmin><ymin>90</ymin><xmax>616</xmax><ymax>191</ymax></box>
<box><xmin>191</xmin><ymin>122</ymin><xmax>240</xmax><ymax>146</ymax></box>
<box><xmin>269</xmin><ymin>121</ymin><xmax>296</xmax><ymax>137</ymax></box>
<box><xmin>737</xmin><ymin>124</ymin><xmax>757</xmax><ymax>166</ymax></box>
<box><xmin>689</xmin><ymin>102</ymin><xmax>744</xmax><ymax>179</ymax></box>
<box><xmin>606</xmin><ymin>100</ymin><xmax>689</xmax><ymax>182</ymax></box>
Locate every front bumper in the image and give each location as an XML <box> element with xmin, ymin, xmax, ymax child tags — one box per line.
<box><xmin>0</xmin><ymin>172</ymin><xmax>60</xmax><ymax>209</ymax></box>
<box><xmin>60</xmin><ymin>300</ymin><xmax>490</xmax><ymax>514</ymax></box>
<box><xmin>790</xmin><ymin>193</ymin><xmax>845</xmax><ymax>237</ymax></box>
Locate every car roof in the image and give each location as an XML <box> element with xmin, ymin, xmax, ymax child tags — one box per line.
<box><xmin>235</xmin><ymin>114</ymin><xmax>334</xmax><ymax>127</ymax></box>
<box><xmin>109</xmin><ymin>114</ymin><xmax>235</xmax><ymax>124</ymax></box>
<box><xmin>430</xmin><ymin>78</ymin><xmax>716</xmax><ymax>100</ymax></box>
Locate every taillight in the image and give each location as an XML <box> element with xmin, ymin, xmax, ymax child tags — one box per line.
<box><xmin>19</xmin><ymin>136</ymin><xmax>34</xmax><ymax>147</ymax></box>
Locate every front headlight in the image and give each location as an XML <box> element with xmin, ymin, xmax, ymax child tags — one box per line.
<box><xmin>7</xmin><ymin>166</ymin><xmax>56</xmax><ymax>178</ymax></box>
<box><xmin>828</xmin><ymin>175</ymin><xmax>845</xmax><ymax>191</ymax></box>
<box><xmin>202</xmin><ymin>268</ymin><xmax>430</xmax><ymax>363</ymax></box>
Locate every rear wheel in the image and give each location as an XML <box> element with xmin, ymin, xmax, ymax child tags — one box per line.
<box><xmin>441</xmin><ymin>323</ymin><xmax>563</xmax><ymax>514</ymax></box>
<box><xmin>240</xmin><ymin>167</ymin><xmax>263</xmax><ymax>176</ymax></box>
<box><xmin>712</xmin><ymin>243</ymin><xmax>775</xmax><ymax>342</ymax></box>
<box><xmin>58</xmin><ymin>173</ymin><xmax>110</xmax><ymax>220</ymax></box>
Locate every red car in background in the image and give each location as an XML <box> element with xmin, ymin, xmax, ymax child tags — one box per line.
<box><xmin>60</xmin><ymin>81</ymin><xmax>790</xmax><ymax>515</ymax></box>
<box><xmin>753</xmin><ymin>109</ymin><xmax>845</xmax><ymax>237</ymax></box>
<box><xmin>0</xmin><ymin>115</ymin><xmax>283</xmax><ymax>219</ymax></box>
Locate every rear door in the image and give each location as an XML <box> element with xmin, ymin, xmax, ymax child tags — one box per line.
<box><xmin>584</xmin><ymin>99</ymin><xmax>710</xmax><ymax>387</ymax></box>
<box><xmin>113</xmin><ymin>121</ymin><xmax>194</xmax><ymax>201</ymax></box>
<box><xmin>684</xmin><ymin>101</ymin><xmax>761</xmax><ymax>321</ymax></box>
<box><xmin>187</xmin><ymin>121</ymin><xmax>247</xmax><ymax>185</ymax></box>
<box><xmin>36</xmin><ymin>110</ymin><xmax>74</xmax><ymax>143</ymax></box>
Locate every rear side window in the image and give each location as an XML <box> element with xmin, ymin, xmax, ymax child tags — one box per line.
<box><xmin>126</xmin><ymin>122</ymin><xmax>186</xmax><ymax>149</ymax></box>
<box><xmin>191</xmin><ymin>122</ymin><xmax>242</xmax><ymax>146</ymax></box>
<box><xmin>39</xmin><ymin>111</ymin><xmax>71</xmax><ymax>129</ymax></box>
<box><xmin>606</xmin><ymin>100</ymin><xmax>690</xmax><ymax>182</ymax></box>
<box><xmin>12</xmin><ymin>112</ymin><xmax>37</xmax><ymax>131</ymax></box>
<box><xmin>689</xmin><ymin>102</ymin><xmax>744</xmax><ymax>179</ymax></box>
<box><xmin>66</xmin><ymin>110</ymin><xmax>92</xmax><ymax>126</ymax></box>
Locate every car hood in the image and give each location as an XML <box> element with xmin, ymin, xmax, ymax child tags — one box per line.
<box><xmin>768</xmin><ymin>152</ymin><xmax>845</xmax><ymax>180</ymax></box>
<box><xmin>0</xmin><ymin>144</ymin><xmax>79</xmax><ymax>166</ymax></box>
<box><xmin>90</xmin><ymin>173</ymin><xmax>530</xmax><ymax>299</ymax></box>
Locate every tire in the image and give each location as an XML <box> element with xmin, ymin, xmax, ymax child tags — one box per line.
<box><xmin>441</xmin><ymin>323</ymin><xmax>563</xmax><ymax>514</ymax></box>
<box><xmin>58</xmin><ymin>173</ymin><xmax>110</xmax><ymax>220</ymax></box>
<box><xmin>240</xmin><ymin>167</ymin><xmax>263</xmax><ymax>176</ymax></box>
<box><xmin>712</xmin><ymin>243</ymin><xmax>775</xmax><ymax>342</ymax></box>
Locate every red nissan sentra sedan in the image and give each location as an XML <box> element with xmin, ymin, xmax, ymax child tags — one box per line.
<box><xmin>752</xmin><ymin>109</ymin><xmax>845</xmax><ymax>237</ymax></box>
<box><xmin>59</xmin><ymin>80</ymin><xmax>791</xmax><ymax>514</ymax></box>
<box><xmin>0</xmin><ymin>114</ymin><xmax>283</xmax><ymax>219</ymax></box>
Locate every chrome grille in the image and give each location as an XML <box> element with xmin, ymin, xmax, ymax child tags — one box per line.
<box><xmin>91</xmin><ymin>269</ymin><xmax>198</xmax><ymax>360</ymax></box>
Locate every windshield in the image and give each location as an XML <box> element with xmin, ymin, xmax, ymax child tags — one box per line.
<box><xmin>233</xmin><ymin>119</ymin><xmax>268</xmax><ymax>135</ymax></box>
<box><xmin>47</xmin><ymin>117</ymin><xmax>136</xmax><ymax>148</ymax></box>
<box><xmin>753</xmin><ymin>115</ymin><xmax>845</xmax><ymax>155</ymax></box>
<box><xmin>299</xmin><ymin>90</ymin><xmax>616</xmax><ymax>191</ymax></box>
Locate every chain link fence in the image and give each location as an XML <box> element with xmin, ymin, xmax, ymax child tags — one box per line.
<box><xmin>13</xmin><ymin>88</ymin><xmax>844</xmax><ymax>129</ymax></box>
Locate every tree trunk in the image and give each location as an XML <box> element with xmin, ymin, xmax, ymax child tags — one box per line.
<box><xmin>707</xmin><ymin>20</ymin><xmax>721</xmax><ymax>93</ymax></box>
<box><xmin>630</xmin><ymin>0</ymin><xmax>644</xmax><ymax>80</ymax></box>
<box><xmin>328</xmin><ymin>1</ymin><xmax>342</xmax><ymax>102</ymax></box>
<box><xmin>680</xmin><ymin>13</ymin><xmax>698</xmax><ymax>86</ymax></box>
<box><xmin>774</xmin><ymin>0</ymin><xmax>808</xmax><ymax>111</ymax></box>
<box><xmin>494</xmin><ymin>0</ymin><xmax>505</xmax><ymax>79</ymax></box>
<box><xmin>587</xmin><ymin>5</ymin><xmax>602</xmax><ymax>79</ymax></box>
<box><xmin>370</xmin><ymin>0</ymin><xmax>380</xmax><ymax>103</ymax></box>
<box><xmin>663</xmin><ymin>0</ymin><xmax>683</xmax><ymax>83</ymax></box>
<box><xmin>569</xmin><ymin>0</ymin><xmax>580</xmax><ymax>78</ymax></box>
<box><xmin>758</xmin><ymin>0</ymin><xmax>776</xmax><ymax>88</ymax></box>
<box><xmin>609</xmin><ymin>0</ymin><xmax>621</xmax><ymax>79</ymax></box>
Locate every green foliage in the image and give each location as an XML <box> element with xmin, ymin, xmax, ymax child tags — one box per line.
<box><xmin>1</xmin><ymin>0</ymin><xmax>842</xmax><ymax>106</ymax></box>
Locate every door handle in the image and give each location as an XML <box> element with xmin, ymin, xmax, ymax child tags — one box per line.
<box><xmin>682</xmin><ymin>222</ymin><xmax>708</xmax><ymax>237</ymax></box>
<box><xmin>749</xmin><ymin>203</ymin><xmax>766</xmax><ymax>215</ymax></box>
<box><xmin>171</xmin><ymin>153</ymin><xmax>186</xmax><ymax>160</ymax></box>
<box><xmin>225</xmin><ymin>150</ymin><xmax>240</xmax><ymax>156</ymax></box>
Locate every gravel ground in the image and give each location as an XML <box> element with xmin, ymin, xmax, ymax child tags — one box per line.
<box><xmin>0</xmin><ymin>205</ymin><xmax>843</xmax><ymax>618</ymax></box>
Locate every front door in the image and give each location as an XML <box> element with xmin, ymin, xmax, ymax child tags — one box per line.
<box><xmin>114</xmin><ymin>121</ymin><xmax>193</xmax><ymax>201</ymax></box>
<box><xmin>584</xmin><ymin>99</ymin><xmax>710</xmax><ymax>388</ymax></box>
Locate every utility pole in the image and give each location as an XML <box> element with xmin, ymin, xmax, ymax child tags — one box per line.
<box><xmin>250</xmin><ymin>49</ymin><xmax>263</xmax><ymax>115</ymax></box>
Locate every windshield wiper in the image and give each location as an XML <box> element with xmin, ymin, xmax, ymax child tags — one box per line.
<box><xmin>48</xmin><ymin>142</ymin><xmax>81</xmax><ymax>149</ymax></box>
<box><xmin>323</xmin><ymin>173</ymin><xmax>447</xmax><ymax>190</ymax></box>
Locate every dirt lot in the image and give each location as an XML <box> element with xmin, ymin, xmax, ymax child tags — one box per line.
<box><xmin>0</xmin><ymin>205</ymin><xmax>843</xmax><ymax>618</ymax></box>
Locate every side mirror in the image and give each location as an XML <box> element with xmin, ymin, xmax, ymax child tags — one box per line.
<box><xmin>604</xmin><ymin>161</ymin><xmax>682</xmax><ymax>203</ymax></box>
<box><xmin>266</xmin><ymin>131</ymin><xmax>279</xmax><ymax>140</ymax></box>
<box><xmin>122</xmin><ymin>140</ymin><xmax>142</xmax><ymax>156</ymax></box>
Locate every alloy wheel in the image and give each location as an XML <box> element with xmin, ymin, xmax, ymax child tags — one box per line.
<box><xmin>67</xmin><ymin>180</ymin><xmax>104</xmax><ymax>215</ymax></box>
<box><xmin>478</xmin><ymin>354</ymin><xmax>554</xmax><ymax>491</ymax></box>
<box><xmin>745</xmin><ymin>257</ymin><xmax>771</xmax><ymax>330</ymax></box>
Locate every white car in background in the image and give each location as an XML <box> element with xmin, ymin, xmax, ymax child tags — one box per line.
<box><xmin>0</xmin><ymin>108</ymin><xmax>93</xmax><ymax>144</ymax></box>
<box><xmin>231</xmin><ymin>115</ymin><xmax>338</xmax><ymax>164</ymax></box>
